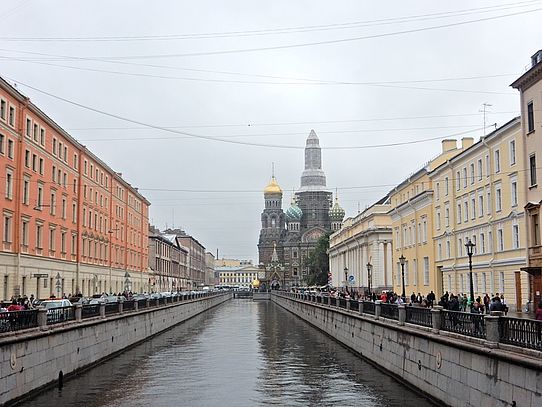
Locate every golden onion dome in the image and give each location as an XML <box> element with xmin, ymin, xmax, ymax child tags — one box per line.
<box><xmin>264</xmin><ymin>176</ymin><xmax>283</xmax><ymax>195</ymax></box>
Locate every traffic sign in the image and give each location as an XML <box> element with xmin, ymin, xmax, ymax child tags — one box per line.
<box><xmin>348</xmin><ymin>275</ymin><xmax>355</xmax><ymax>283</ymax></box>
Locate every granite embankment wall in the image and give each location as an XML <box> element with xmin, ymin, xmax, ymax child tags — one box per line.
<box><xmin>0</xmin><ymin>292</ymin><xmax>231</xmax><ymax>406</ymax></box>
<box><xmin>272</xmin><ymin>293</ymin><xmax>541</xmax><ymax>407</ymax></box>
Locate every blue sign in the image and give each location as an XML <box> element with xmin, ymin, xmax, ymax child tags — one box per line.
<box><xmin>348</xmin><ymin>275</ymin><xmax>355</xmax><ymax>283</ymax></box>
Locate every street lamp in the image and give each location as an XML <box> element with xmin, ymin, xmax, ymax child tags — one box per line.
<box><xmin>343</xmin><ymin>266</ymin><xmax>348</xmax><ymax>292</ymax></box>
<box><xmin>366</xmin><ymin>261</ymin><xmax>373</xmax><ymax>299</ymax></box>
<box><xmin>465</xmin><ymin>239</ymin><xmax>476</xmax><ymax>311</ymax></box>
<box><xmin>399</xmin><ymin>254</ymin><xmax>406</xmax><ymax>299</ymax></box>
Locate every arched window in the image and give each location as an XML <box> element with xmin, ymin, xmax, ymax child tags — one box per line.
<box><xmin>271</xmin><ymin>217</ymin><xmax>276</xmax><ymax>227</ymax></box>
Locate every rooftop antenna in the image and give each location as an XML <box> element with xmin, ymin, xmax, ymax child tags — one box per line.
<box><xmin>480</xmin><ymin>103</ymin><xmax>492</xmax><ymax>136</ymax></box>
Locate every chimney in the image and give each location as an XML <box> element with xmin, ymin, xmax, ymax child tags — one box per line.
<box><xmin>441</xmin><ymin>139</ymin><xmax>457</xmax><ymax>153</ymax></box>
<box><xmin>461</xmin><ymin>137</ymin><xmax>474</xmax><ymax>150</ymax></box>
<box><xmin>531</xmin><ymin>50</ymin><xmax>542</xmax><ymax>68</ymax></box>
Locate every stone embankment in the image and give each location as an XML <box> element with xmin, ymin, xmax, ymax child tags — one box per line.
<box><xmin>273</xmin><ymin>292</ymin><xmax>541</xmax><ymax>407</ymax></box>
<box><xmin>0</xmin><ymin>292</ymin><xmax>231</xmax><ymax>406</ymax></box>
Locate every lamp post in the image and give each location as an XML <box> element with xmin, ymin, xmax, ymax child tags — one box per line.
<box><xmin>366</xmin><ymin>261</ymin><xmax>372</xmax><ymax>299</ymax></box>
<box><xmin>343</xmin><ymin>266</ymin><xmax>348</xmax><ymax>293</ymax></box>
<box><xmin>465</xmin><ymin>239</ymin><xmax>476</xmax><ymax>311</ymax></box>
<box><xmin>399</xmin><ymin>254</ymin><xmax>406</xmax><ymax>299</ymax></box>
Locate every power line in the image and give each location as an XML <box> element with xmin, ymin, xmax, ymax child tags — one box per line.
<box><xmin>0</xmin><ymin>0</ymin><xmax>539</xmax><ymax>42</ymax></box>
<box><xmin>0</xmin><ymin>53</ymin><xmax>517</xmax><ymax>95</ymax></box>
<box><xmin>2</xmin><ymin>75</ymin><xmax>486</xmax><ymax>150</ymax></box>
<box><xmin>3</xmin><ymin>7</ymin><xmax>539</xmax><ymax>60</ymax></box>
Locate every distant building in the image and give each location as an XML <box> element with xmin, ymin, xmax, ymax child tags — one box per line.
<box><xmin>215</xmin><ymin>258</ymin><xmax>253</xmax><ymax>267</ymax></box>
<box><xmin>204</xmin><ymin>252</ymin><xmax>216</xmax><ymax>286</ymax></box>
<box><xmin>148</xmin><ymin>228</ymin><xmax>188</xmax><ymax>292</ymax></box>
<box><xmin>217</xmin><ymin>265</ymin><xmax>259</xmax><ymax>289</ymax></box>
<box><xmin>163</xmin><ymin>228</ymin><xmax>206</xmax><ymax>289</ymax></box>
<box><xmin>328</xmin><ymin>197</ymin><xmax>393</xmax><ymax>293</ymax></box>
<box><xmin>257</xmin><ymin>130</ymin><xmax>344</xmax><ymax>289</ymax></box>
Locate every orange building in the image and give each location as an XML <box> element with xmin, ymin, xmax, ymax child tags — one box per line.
<box><xmin>0</xmin><ymin>77</ymin><xmax>150</xmax><ymax>300</ymax></box>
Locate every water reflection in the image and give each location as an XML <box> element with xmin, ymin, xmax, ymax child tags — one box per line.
<box><xmin>20</xmin><ymin>300</ymin><xmax>434</xmax><ymax>407</ymax></box>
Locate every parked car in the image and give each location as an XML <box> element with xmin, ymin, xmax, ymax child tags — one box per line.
<box><xmin>41</xmin><ymin>299</ymin><xmax>73</xmax><ymax>323</ymax></box>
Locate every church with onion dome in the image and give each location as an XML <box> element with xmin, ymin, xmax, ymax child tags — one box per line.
<box><xmin>257</xmin><ymin>130</ymin><xmax>345</xmax><ymax>289</ymax></box>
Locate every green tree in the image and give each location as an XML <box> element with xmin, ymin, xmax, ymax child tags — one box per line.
<box><xmin>305</xmin><ymin>232</ymin><xmax>331</xmax><ymax>286</ymax></box>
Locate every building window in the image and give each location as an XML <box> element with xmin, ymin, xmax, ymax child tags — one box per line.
<box><xmin>40</xmin><ymin>128</ymin><xmax>45</xmax><ymax>145</ymax></box>
<box><xmin>512</xmin><ymin>225</ymin><xmax>520</xmax><ymax>249</ymax></box>
<box><xmin>478</xmin><ymin>195</ymin><xmax>484</xmax><ymax>217</ymax></box>
<box><xmin>470</xmin><ymin>163</ymin><xmax>475</xmax><ymax>184</ymax></box>
<box><xmin>26</xmin><ymin>118</ymin><xmax>32</xmax><ymax>137</ymax></box>
<box><xmin>511</xmin><ymin>180</ymin><xmax>518</xmax><ymax>207</ymax></box>
<box><xmin>8</xmin><ymin>106</ymin><xmax>15</xmax><ymax>126</ymax></box>
<box><xmin>0</xmin><ymin>133</ymin><xmax>4</xmax><ymax>155</ymax></box>
<box><xmin>5</xmin><ymin>170</ymin><xmax>13</xmax><ymax>199</ymax></box>
<box><xmin>49</xmin><ymin>228</ymin><xmax>55</xmax><ymax>251</ymax></box>
<box><xmin>462</xmin><ymin>168</ymin><xmax>467</xmax><ymax>188</ymax></box>
<box><xmin>21</xmin><ymin>220</ymin><xmax>29</xmax><ymax>246</ymax></box>
<box><xmin>533</xmin><ymin>214</ymin><xmax>540</xmax><ymax>246</ymax></box>
<box><xmin>497</xmin><ymin>229</ymin><xmax>504</xmax><ymax>252</ymax></box>
<box><xmin>480</xmin><ymin>233</ymin><xmax>485</xmax><ymax>254</ymax></box>
<box><xmin>445</xmin><ymin>207</ymin><xmax>449</xmax><ymax>227</ymax></box>
<box><xmin>458</xmin><ymin>238</ymin><xmax>463</xmax><ymax>257</ymax></box>
<box><xmin>24</xmin><ymin>150</ymin><xmax>30</xmax><ymax>167</ymax></box>
<box><xmin>444</xmin><ymin>177</ymin><xmax>449</xmax><ymax>195</ymax></box>
<box><xmin>457</xmin><ymin>204</ymin><xmax>462</xmax><ymax>224</ymax></box>
<box><xmin>23</xmin><ymin>178</ymin><xmax>29</xmax><ymax>205</ymax></box>
<box><xmin>0</xmin><ymin>99</ymin><xmax>5</xmax><ymax>120</ymax></box>
<box><xmin>36</xmin><ymin>224</ymin><xmax>43</xmax><ymax>248</ymax></box>
<box><xmin>527</xmin><ymin>101</ymin><xmax>534</xmax><ymax>133</ymax></box>
<box><xmin>509</xmin><ymin>140</ymin><xmax>516</xmax><ymax>165</ymax></box>
<box><xmin>495</xmin><ymin>185</ymin><xmax>502</xmax><ymax>212</ymax></box>
<box><xmin>456</xmin><ymin>171</ymin><xmax>461</xmax><ymax>191</ymax></box>
<box><xmin>3</xmin><ymin>215</ymin><xmax>11</xmax><ymax>242</ymax></box>
<box><xmin>477</xmin><ymin>159</ymin><xmax>483</xmax><ymax>181</ymax></box>
<box><xmin>50</xmin><ymin>192</ymin><xmax>56</xmax><ymax>215</ymax></box>
<box><xmin>494</xmin><ymin>150</ymin><xmax>500</xmax><ymax>173</ymax></box>
<box><xmin>471</xmin><ymin>197</ymin><xmax>476</xmax><ymax>219</ymax></box>
<box><xmin>52</xmin><ymin>138</ymin><xmax>57</xmax><ymax>156</ymax></box>
<box><xmin>464</xmin><ymin>201</ymin><xmax>468</xmax><ymax>222</ymax></box>
<box><xmin>485</xmin><ymin>155</ymin><xmax>490</xmax><ymax>178</ymax></box>
<box><xmin>446</xmin><ymin>240</ymin><xmax>450</xmax><ymax>258</ymax></box>
<box><xmin>7</xmin><ymin>139</ymin><xmax>13</xmax><ymax>158</ymax></box>
<box><xmin>530</xmin><ymin>154</ymin><xmax>537</xmax><ymax>186</ymax></box>
<box><xmin>37</xmin><ymin>184</ymin><xmax>43</xmax><ymax>208</ymax></box>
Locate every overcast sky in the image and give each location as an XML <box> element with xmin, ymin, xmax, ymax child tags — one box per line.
<box><xmin>1</xmin><ymin>0</ymin><xmax>541</xmax><ymax>261</ymax></box>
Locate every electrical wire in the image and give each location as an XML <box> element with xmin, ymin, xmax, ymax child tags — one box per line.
<box><xmin>2</xmin><ymin>75</ymin><xmax>488</xmax><ymax>150</ymax></box>
<box><xmin>0</xmin><ymin>0</ymin><xmax>539</xmax><ymax>42</ymax></box>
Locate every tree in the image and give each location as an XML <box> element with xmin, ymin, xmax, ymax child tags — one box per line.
<box><xmin>305</xmin><ymin>232</ymin><xmax>331</xmax><ymax>286</ymax></box>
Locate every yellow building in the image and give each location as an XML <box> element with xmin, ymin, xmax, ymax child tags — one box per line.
<box><xmin>389</xmin><ymin>138</ymin><xmax>473</xmax><ymax>298</ymax></box>
<box><xmin>511</xmin><ymin>50</ymin><xmax>542</xmax><ymax>307</ymax></box>
<box><xmin>217</xmin><ymin>265</ymin><xmax>259</xmax><ymax>289</ymax></box>
<box><xmin>429</xmin><ymin>118</ymin><xmax>529</xmax><ymax>311</ymax></box>
<box><xmin>328</xmin><ymin>198</ymin><xmax>393</xmax><ymax>293</ymax></box>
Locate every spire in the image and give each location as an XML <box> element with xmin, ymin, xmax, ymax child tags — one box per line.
<box><xmin>300</xmin><ymin>129</ymin><xmax>327</xmax><ymax>191</ymax></box>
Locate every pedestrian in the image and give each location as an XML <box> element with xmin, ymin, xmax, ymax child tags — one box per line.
<box><xmin>500</xmin><ymin>294</ymin><xmax>509</xmax><ymax>315</ymax></box>
<box><xmin>489</xmin><ymin>296</ymin><xmax>505</xmax><ymax>313</ymax></box>
<box><xmin>7</xmin><ymin>300</ymin><xmax>22</xmax><ymax>312</ymax></box>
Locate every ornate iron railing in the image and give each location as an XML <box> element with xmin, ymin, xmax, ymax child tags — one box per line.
<box><xmin>338</xmin><ymin>298</ymin><xmax>347</xmax><ymax>308</ymax></box>
<box><xmin>380</xmin><ymin>303</ymin><xmax>399</xmax><ymax>320</ymax></box>
<box><xmin>406</xmin><ymin>306</ymin><xmax>432</xmax><ymax>327</ymax></box>
<box><xmin>123</xmin><ymin>300</ymin><xmax>135</xmax><ymax>311</ymax></box>
<box><xmin>105</xmin><ymin>303</ymin><xmax>119</xmax><ymax>315</ymax></box>
<box><xmin>499</xmin><ymin>317</ymin><xmax>542</xmax><ymax>351</ymax></box>
<box><xmin>349</xmin><ymin>300</ymin><xmax>359</xmax><ymax>312</ymax></box>
<box><xmin>0</xmin><ymin>309</ymin><xmax>39</xmax><ymax>332</ymax></box>
<box><xmin>362</xmin><ymin>301</ymin><xmax>375</xmax><ymax>315</ymax></box>
<box><xmin>137</xmin><ymin>299</ymin><xmax>148</xmax><ymax>308</ymax></box>
<box><xmin>330</xmin><ymin>297</ymin><xmax>337</xmax><ymax>307</ymax></box>
<box><xmin>47</xmin><ymin>306</ymin><xmax>75</xmax><ymax>325</ymax></box>
<box><xmin>81</xmin><ymin>304</ymin><xmax>100</xmax><ymax>319</ymax></box>
<box><xmin>441</xmin><ymin>310</ymin><xmax>486</xmax><ymax>338</ymax></box>
<box><xmin>323</xmin><ymin>296</ymin><xmax>329</xmax><ymax>305</ymax></box>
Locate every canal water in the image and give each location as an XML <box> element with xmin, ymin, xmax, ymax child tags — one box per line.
<box><xmin>21</xmin><ymin>300</ymin><xmax>435</xmax><ymax>407</ymax></box>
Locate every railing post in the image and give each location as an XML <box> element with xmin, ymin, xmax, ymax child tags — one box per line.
<box><xmin>375</xmin><ymin>300</ymin><xmax>382</xmax><ymax>319</ymax></box>
<box><xmin>346</xmin><ymin>299</ymin><xmax>351</xmax><ymax>311</ymax></box>
<box><xmin>485</xmin><ymin>311</ymin><xmax>503</xmax><ymax>347</ymax></box>
<box><xmin>431</xmin><ymin>306</ymin><xmax>442</xmax><ymax>333</ymax></box>
<box><xmin>359</xmin><ymin>301</ymin><xmax>364</xmax><ymax>315</ymax></box>
<box><xmin>37</xmin><ymin>308</ymin><xmax>48</xmax><ymax>329</ymax></box>
<box><xmin>75</xmin><ymin>303</ymin><xmax>82</xmax><ymax>322</ymax></box>
<box><xmin>134</xmin><ymin>300</ymin><xmax>139</xmax><ymax>312</ymax></box>
<box><xmin>118</xmin><ymin>297</ymin><xmax>124</xmax><ymax>314</ymax></box>
<box><xmin>146</xmin><ymin>298</ymin><xmax>151</xmax><ymax>308</ymax></box>
<box><xmin>398</xmin><ymin>305</ymin><xmax>406</xmax><ymax>326</ymax></box>
<box><xmin>99</xmin><ymin>303</ymin><xmax>106</xmax><ymax>318</ymax></box>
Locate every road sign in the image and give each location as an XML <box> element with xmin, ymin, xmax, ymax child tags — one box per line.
<box><xmin>348</xmin><ymin>275</ymin><xmax>355</xmax><ymax>284</ymax></box>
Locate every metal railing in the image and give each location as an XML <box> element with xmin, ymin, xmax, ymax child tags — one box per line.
<box><xmin>105</xmin><ymin>303</ymin><xmax>119</xmax><ymax>315</ymax></box>
<box><xmin>137</xmin><ymin>299</ymin><xmax>148</xmax><ymax>309</ymax></box>
<box><xmin>441</xmin><ymin>310</ymin><xmax>486</xmax><ymax>338</ymax></box>
<box><xmin>123</xmin><ymin>300</ymin><xmax>135</xmax><ymax>311</ymax></box>
<box><xmin>0</xmin><ymin>309</ymin><xmax>39</xmax><ymax>332</ymax></box>
<box><xmin>349</xmin><ymin>300</ymin><xmax>359</xmax><ymax>312</ymax></box>
<box><xmin>81</xmin><ymin>304</ymin><xmax>100</xmax><ymax>319</ymax></box>
<box><xmin>338</xmin><ymin>298</ymin><xmax>347</xmax><ymax>308</ymax></box>
<box><xmin>330</xmin><ymin>297</ymin><xmax>337</xmax><ymax>307</ymax></box>
<box><xmin>406</xmin><ymin>306</ymin><xmax>432</xmax><ymax>327</ymax></box>
<box><xmin>47</xmin><ymin>306</ymin><xmax>75</xmax><ymax>325</ymax></box>
<box><xmin>362</xmin><ymin>301</ymin><xmax>375</xmax><ymax>315</ymax></box>
<box><xmin>380</xmin><ymin>303</ymin><xmax>399</xmax><ymax>320</ymax></box>
<box><xmin>499</xmin><ymin>317</ymin><xmax>542</xmax><ymax>351</ymax></box>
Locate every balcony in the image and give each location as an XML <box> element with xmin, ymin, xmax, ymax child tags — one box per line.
<box><xmin>528</xmin><ymin>245</ymin><xmax>542</xmax><ymax>259</ymax></box>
